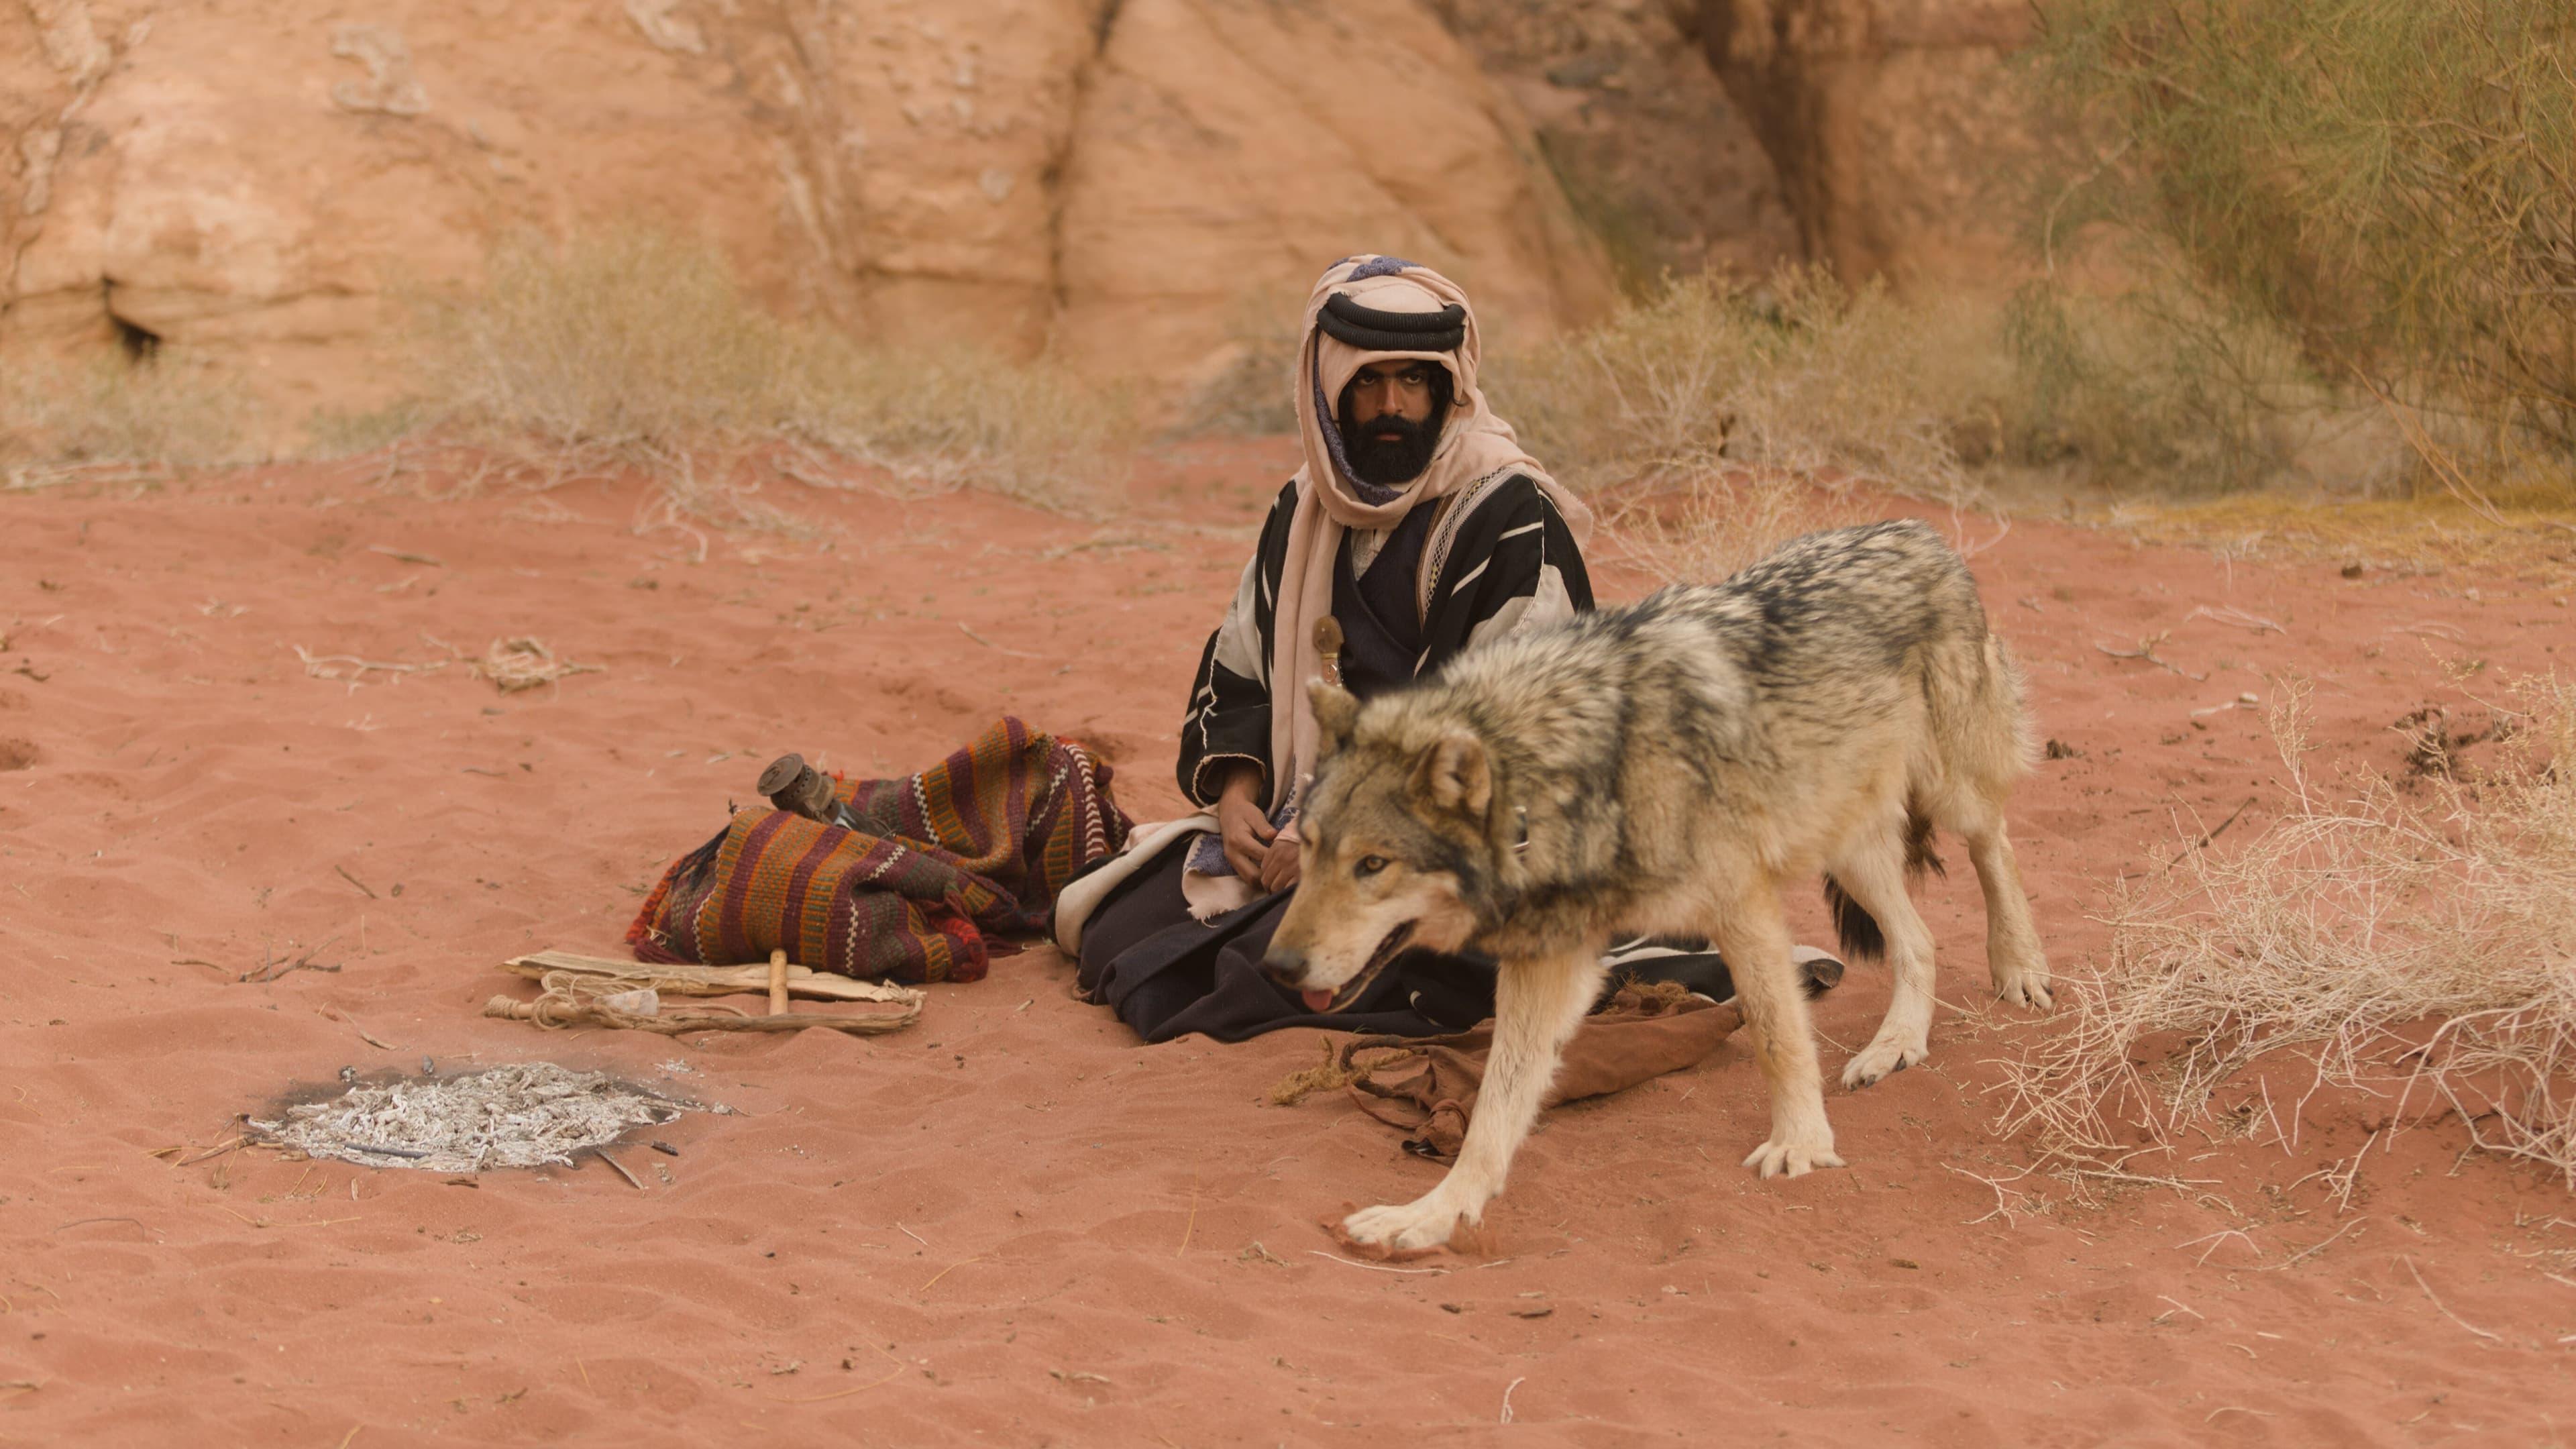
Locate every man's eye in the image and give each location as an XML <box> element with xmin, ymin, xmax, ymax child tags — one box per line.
<box><xmin>1354</xmin><ymin>855</ymin><xmax>1389</xmax><ymax>877</ymax></box>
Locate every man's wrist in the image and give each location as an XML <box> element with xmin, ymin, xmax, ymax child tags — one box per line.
<box><xmin>1219</xmin><ymin>761</ymin><xmax>1266</xmax><ymax>803</ymax></box>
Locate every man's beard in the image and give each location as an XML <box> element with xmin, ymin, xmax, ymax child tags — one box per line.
<box><xmin>1340</xmin><ymin>407</ymin><xmax>1444</xmax><ymax>486</ymax></box>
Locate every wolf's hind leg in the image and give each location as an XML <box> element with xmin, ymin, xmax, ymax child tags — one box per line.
<box><xmin>1828</xmin><ymin>835</ymin><xmax>1938</xmax><ymax>1089</ymax></box>
<box><xmin>1341</xmin><ymin>945</ymin><xmax>1606</xmax><ymax>1252</ymax></box>
<box><xmin>1715</xmin><ymin>881</ymin><xmax>1844</xmax><ymax>1177</ymax></box>
<box><xmin>1931</xmin><ymin>634</ymin><xmax>2052</xmax><ymax>1010</ymax></box>
<box><xmin>1941</xmin><ymin>790</ymin><xmax>2051</xmax><ymax>1008</ymax></box>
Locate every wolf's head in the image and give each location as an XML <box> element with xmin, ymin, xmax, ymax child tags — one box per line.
<box><xmin>1263</xmin><ymin>680</ymin><xmax>1505</xmax><ymax>1013</ymax></box>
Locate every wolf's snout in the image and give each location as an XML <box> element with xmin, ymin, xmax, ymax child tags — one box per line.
<box><xmin>1260</xmin><ymin>945</ymin><xmax>1309</xmax><ymax>986</ymax></box>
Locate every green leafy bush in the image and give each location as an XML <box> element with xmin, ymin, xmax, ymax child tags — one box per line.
<box><xmin>2031</xmin><ymin>0</ymin><xmax>2575</xmax><ymax>458</ymax></box>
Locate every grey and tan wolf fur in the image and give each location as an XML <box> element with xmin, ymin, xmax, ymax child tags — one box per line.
<box><xmin>1263</xmin><ymin>519</ymin><xmax>2051</xmax><ymax>1251</ymax></box>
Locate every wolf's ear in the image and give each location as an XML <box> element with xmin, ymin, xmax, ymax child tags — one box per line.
<box><xmin>1309</xmin><ymin>680</ymin><xmax>1360</xmax><ymax>755</ymax></box>
<box><xmin>1408</xmin><ymin>732</ymin><xmax>1491</xmax><ymax>818</ymax></box>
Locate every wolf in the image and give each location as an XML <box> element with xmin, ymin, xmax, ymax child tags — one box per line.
<box><xmin>1263</xmin><ymin>518</ymin><xmax>2051</xmax><ymax>1251</ymax></box>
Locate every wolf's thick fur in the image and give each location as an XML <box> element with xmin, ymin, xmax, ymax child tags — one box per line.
<box><xmin>1265</xmin><ymin>519</ymin><xmax>2051</xmax><ymax>1251</ymax></box>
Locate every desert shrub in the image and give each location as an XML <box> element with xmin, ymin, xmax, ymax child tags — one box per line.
<box><xmin>1481</xmin><ymin>270</ymin><xmax>2004</xmax><ymax>580</ymax></box>
<box><xmin>1995</xmin><ymin>276</ymin><xmax>2344</xmax><ymax>494</ymax></box>
<box><xmin>1580</xmin><ymin>472</ymin><xmax>1879</xmax><ymax>586</ymax></box>
<box><xmin>1493</xmin><ymin>268</ymin><xmax>1982</xmax><ymax>500</ymax></box>
<box><xmin>1998</xmin><ymin>676</ymin><xmax>2576</xmax><ymax>1186</ymax></box>
<box><xmin>400</xmin><ymin>227</ymin><xmax>1131</xmax><ymax>509</ymax></box>
<box><xmin>0</xmin><ymin>352</ymin><xmax>249</xmax><ymax>488</ymax></box>
<box><xmin>2030</xmin><ymin>0</ymin><xmax>2576</xmax><ymax>461</ymax></box>
<box><xmin>784</xmin><ymin>337</ymin><xmax>1136</xmax><ymax>508</ymax></box>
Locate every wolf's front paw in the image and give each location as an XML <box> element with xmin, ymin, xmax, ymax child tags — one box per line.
<box><xmin>1742</xmin><ymin>1135</ymin><xmax>1845</xmax><ymax>1179</ymax></box>
<box><xmin>1342</xmin><ymin>1193</ymin><xmax>1472</xmax><ymax>1252</ymax></box>
<box><xmin>1993</xmin><ymin>969</ymin><xmax>2053</xmax><ymax>1011</ymax></box>
<box><xmin>1841</xmin><ymin>1033</ymin><xmax>1928</xmax><ymax>1089</ymax></box>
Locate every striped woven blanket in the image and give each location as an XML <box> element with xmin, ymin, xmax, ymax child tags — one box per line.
<box><xmin>627</xmin><ymin>718</ymin><xmax>1131</xmax><ymax>984</ymax></box>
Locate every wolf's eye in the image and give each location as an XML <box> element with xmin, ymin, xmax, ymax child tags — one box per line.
<box><xmin>1354</xmin><ymin>855</ymin><xmax>1389</xmax><ymax>878</ymax></box>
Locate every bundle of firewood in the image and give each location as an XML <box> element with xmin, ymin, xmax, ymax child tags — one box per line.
<box><xmin>482</xmin><ymin>949</ymin><xmax>923</xmax><ymax>1036</ymax></box>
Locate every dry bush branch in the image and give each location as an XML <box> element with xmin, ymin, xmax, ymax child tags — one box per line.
<box><xmin>1997</xmin><ymin>674</ymin><xmax>2576</xmax><ymax>1187</ymax></box>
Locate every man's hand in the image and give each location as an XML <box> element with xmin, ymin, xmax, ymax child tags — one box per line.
<box><xmin>1258</xmin><ymin>835</ymin><xmax>1301</xmax><ymax>892</ymax></box>
<box><xmin>1214</xmin><ymin>763</ymin><xmax>1275</xmax><ymax>881</ymax></box>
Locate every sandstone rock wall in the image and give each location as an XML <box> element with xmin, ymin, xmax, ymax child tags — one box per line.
<box><xmin>1439</xmin><ymin>0</ymin><xmax>1799</xmax><ymax>287</ymax></box>
<box><xmin>1055</xmin><ymin>0</ymin><xmax>1615</xmax><ymax>387</ymax></box>
<box><xmin>1</xmin><ymin>0</ymin><xmax>1617</xmax><ymax>427</ymax></box>
<box><xmin>1</xmin><ymin>0</ymin><xmax>2040</xmax><ymax>433</ymax></box>
<box><xmin>1690</xmin><ymin>0</ymin><xmax>2039</xmax><ymax>288</ymax></box>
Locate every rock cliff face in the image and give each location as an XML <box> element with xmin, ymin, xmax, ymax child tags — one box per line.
<box><xmin>1054</xmin><ymin>0</ymin><xmax>1614</xmax><ymax>384</ymax></box>
<box><xmin>1440</xmin><ymin>0</ymin><xmax>1799</xmax><ymax>288</ymax></box>
<box><xmin>1690</xmin><ymin>0</ymin><xmax>2038</xmax><ymax>286</ymax></box>
<box><xmin>1</xmin><ymin>0</ymin><xmax>1617</xmax><ymax>420</ymax></box>
<box><xmin>1</xmin><ymin>0</ymin><xmax>2035</xmax><ymax>427</ymax></box>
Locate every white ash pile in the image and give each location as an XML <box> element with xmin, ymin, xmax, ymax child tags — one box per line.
<box><xmin>248</xmin><ymin>1061</ymin><xmax>702</xmax><ymax>1172</ymax></box>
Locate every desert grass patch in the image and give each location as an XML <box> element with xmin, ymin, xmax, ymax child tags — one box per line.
<box><xmin>0</xmin><ymin>352</ymin><xmax>251</xmax><ymax>490</ymax></box>
<box><xmin>385</xmin><ymin>227</ymin><xmax>1133</xmax><ymax>517</ymax></box>
<box><xmin>1998</xmin><ymin>675</ymin><xmax>2576</xmax><ymax>1189</ymax></box>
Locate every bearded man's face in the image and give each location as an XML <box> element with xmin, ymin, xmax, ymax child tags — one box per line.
<box><xmin>1338</xmin><ymin>360</ymin><xmax>1450</xmax><ymax>486</ymax></box>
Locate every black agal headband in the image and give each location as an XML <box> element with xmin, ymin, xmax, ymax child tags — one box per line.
<box><xmin>1318</xmin><ymin>292</ymin><xmax>1467</xmax><ymax>354</ymax></box>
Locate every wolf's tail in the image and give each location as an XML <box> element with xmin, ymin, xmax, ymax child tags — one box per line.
<box><xmin>1819</xmin><ymin>804</ymin><xmax>1944</xmax><ymax>961</ymax></box>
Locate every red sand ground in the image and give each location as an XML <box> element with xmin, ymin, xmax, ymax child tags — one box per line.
<box><xmin>3</xmin><ymin>441</ymin><xmax>2574</xmax><ymax>1446</ymax></box>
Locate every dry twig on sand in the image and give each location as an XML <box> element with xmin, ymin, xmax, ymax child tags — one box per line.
<box><xmin>2093</xmin><ymin>631</ymin><xmax>2210</xmax><ymax>682</ymax></box>
<box><xmin>241</xmin><ymin>939</ymin><xmax>342</xmax><ymax>984</ymax></box>
<box><xmin>468</xmin><ymin>637</ymin><xmax>602</xmax><ymax>693</ymax></box>
<box><xmin>294</xmin><ymin>645</ymin><xmax>449</xmax><ymax>683</ymax></box>
<box><xmin>2402</xmin><ymin>1255</ymin><xmax>2503</xmax><ymax>1342</ymax></box>
<box><xmin>591</xmin><ymin>1147</ymin><xmax>645</xmax><ymax>1190</ymax></box>
<box><xmin>2184</xmin><ymin>604</ymin><xmax>2287</xmax><ymax>635</ymax></box>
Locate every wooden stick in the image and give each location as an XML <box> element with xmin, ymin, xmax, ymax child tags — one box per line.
<box><xmin>768</xmin><ymin>949</ymin><xmax>790</xmax><ymax>1017</ymax></box>
<box><xmin>592</xmin><ymin>1148</ymin><xmax>645</xmax><ymax>1190</ymax></box>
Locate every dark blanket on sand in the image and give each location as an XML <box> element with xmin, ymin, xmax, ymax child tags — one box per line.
<box><xmin>1071</xmin><ymin>837</ymin><xmax>1799</xmax><ymax>1043</ymax></box>
<box><xmin>1073</xmin><ymin>837</ymin><xmax>1499</xmax><ymax>1042</ymax></box>
<box><xmin>629</xmin><ymin>718</ymin><xmax>1132</xmax><ymax>984</ymax></box>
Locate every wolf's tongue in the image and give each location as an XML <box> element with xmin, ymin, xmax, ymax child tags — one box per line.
<box><xmin>1301</xmin><ymin>987</ymin><xmax>1336</xmax><ymax>1013</ymax></box>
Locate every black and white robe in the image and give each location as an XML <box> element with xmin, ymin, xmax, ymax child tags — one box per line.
<box><xmin>1176</xmin><ymin>470</ymin><xmax>1595</xmax><ymax>809</ymax></box>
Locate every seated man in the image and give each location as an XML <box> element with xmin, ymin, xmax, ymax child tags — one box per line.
<box><xmin>1059</xmin><ymin>255</ymin><xmax>1597</xmax><ymax>1042</ymax></box>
